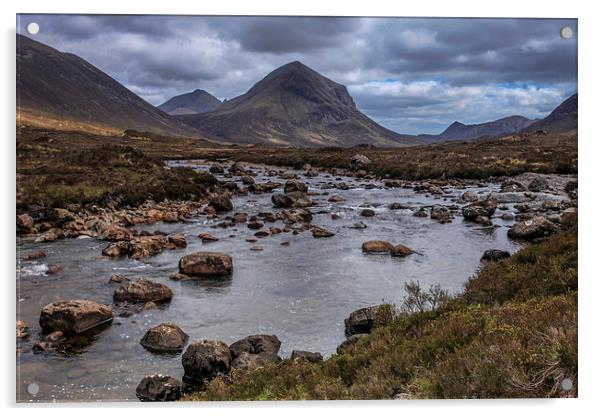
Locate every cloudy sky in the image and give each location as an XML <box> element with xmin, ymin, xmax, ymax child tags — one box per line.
<box><xmin>17</xmin><ymin>15</ymin><xmax>577</xmax><ymax>134</ymax></box>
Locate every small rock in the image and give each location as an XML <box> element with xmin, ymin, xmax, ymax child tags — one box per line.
<box><xmin>290</xmin><ymin>350</ymin><xmax>323</xmax><ymax>363</ymax></box>
<box><xmin>349</xmin><ymin>221</ymin><xmax>368</xmax><ymax>229</ymax></box>
<box><xmin>344</xmin><ymin>304</ymin><xmax>394</xmax><ymax>336</ymax></box>
<box><xmin>178</xmin><ymin>252</ymin><xmax>233</xmax><ymax>277</ymax></box>
<box><xmin>169</xmin><ymin>272</ymin><xmax>190</xmax><ymax>281</ymax></box>
<box><xmin>140</xmin><ymin>322</ymin><xmax>189</xmax><ymax>353</ymax></box>
<box><xmin>391</xmin><ymin>244</ymin><xmax>413</xmax><ymax>257</ymax></box>
<box><xmin>167</xmin><ymin>233</ymin><xmax>187</xmax><ymax>248</ymax></box>
<box><xmin>272</xmin><ymin>193</ymin><xmax>294</xmax><ymax>208</ymax></box>
<box><xmin>46</xmin><ymin>264</ymin><xmax>63</xmax><ymax>274</ymax></box>
<box><xmin>508</xmin><ymin>217</ymin><xmax>555</xmax><ymax>241</ymax></box>
<box><xmin>199</xmin><ymin>232</ymin><xmax>219</xmax><ymax>242</ymax></box>
<box><xmin>109</xmin><ymin>274</ymin><xmax>130</xmax><ymax>284</ymax></box>
<box><xmin>284</xmin><ymin>180</ymin><xmax>308</xmax><ymax>194</ymax></box>
<box><xmin>481</xmin><ymin>249</ymin><xmax>511</xmax><ymax>262</ymax></box>
<box><xmin>311</xmin><ymin>227</ymin><xmax>335</xmax><ymax>238</ymax></box>
<box><xmin>250</xmin><ymin>245</ymin><xmax>263</xmax><ymax>251</ymax></box>
<box><xmin>431</xmin><ymin>205</ymin><xmax>452</xmax><ymax>223</ymax></box>
<box><xmin>113</xmin><ymin>278</ymin><xmax>173</xmax><ymax>303</ymax></box>
<box><xmin>209</xmin><ymin>194</ymin><xmax>233</xmax><ymax>212</ymax></box>
<box><xmin>361</xmin><ymin>240</ymin><xmax>393</xmax><ymax>254</ymax></box>
<box><xmin>16</xmin><ymin>320</ymin><xmax>28</xmax><ymax>339</ymax></box>
<box><xmin>136</xmin><ymin>374</ymin><xmax>183</xmax><ymax>401</ymax></box>
<box><xmin>22</xmin><ymin>250</ymin><xmax>46</xmax><ymax>261</ymax></box>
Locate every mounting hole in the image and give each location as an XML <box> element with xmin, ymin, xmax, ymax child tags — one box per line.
<box><xmin>560</xmin><ymin>26</ymin><xmax>573</xmax><ymax>39</ymax></box>
<box><xmin>27</xmin><ymin>383</ymin><xmax>39</xmax><ymax>396</ymax></box>
<box><xmin>26</xmin><ymin>22</ymin><xmax>40</xmax><ymax>35</ymax></box>
<box><xmin>561</xmin><ymin>377</ymin><xmax>573</xmax><ymax>391</ymax></box>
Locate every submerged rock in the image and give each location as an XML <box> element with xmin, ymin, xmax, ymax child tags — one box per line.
<box><xmin>178</xmin><ymin>252</ymin><xmax>233</xmax><ymax>277</ymax></box>
<box><xmin>344</xmin><ymin>304</ymin><xmax>394</xmax><ymax>336</ymax></box>
<box><xmin>39</xmin><ymin>300</ymin><xmax>113</xmax><ymax>334</ymax></box>
<box><xmin>113</xmin><ymin>278</ymin><xmax>173</xmax><ymax>303</ymax></box>
<box><xmin>182</xmin><ymin>340</ymin><xmax>232</xmax><ymax>385</ymax></box>
<box><xmin>140</xmin><ymin>323</ymin><xmax>189</xmax><ymax>353</ymax></box>
<box><xmin>136</xmin><ymin>374</ymin><xmax>183</xmax><ymax>402</ymax></box>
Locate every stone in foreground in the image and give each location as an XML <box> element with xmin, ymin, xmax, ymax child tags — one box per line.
<box><xmin>181</xmin><ymin>340</ymin><xmax>232</xmax><ymax>385</ymax></box>
<box><xmin>231</xmin><ymin>351</ymin><xmax>281</xmax><ymax>371</ymax></box>
<box><xmin>140</xmin><ymin>323</ymin><xmax>189</xmax><ymax>353</ymax></box>
<box><xmin>39</xmin><ymin>300</ymin><xmax>113</xmax><ymax>334</ymax></box>
<box><xmin>507</xmin><ymin>217</ymin><xmax>555</xmax><ymax>241</ymax></box>
<box><xmin>481</xmin><ymin>249</ymin><xmax>511</xmax><ymax>262</ymax></box>
<box><xmin>178</xmin><ymin>252</ymin><xmax>233</xmax><ymax>277</ymax></box>
<box><xmin>136</xmin><ymin>374</ymin><xmax>183</xmax><ymax>401</ymax></box>
<box><xmin>113</xmin><ymin>278</ymin><xmax>173</xmax><ymax>303</ymax></box>
<box><xmin>344</xmin><ymin>304</ymin><xmax>394</xmax><ymax>336</ymax></box>
<box><xmin>229</xmin><ymin>334</ymin><xmax>282</xmax><ymax>359</ymax></box>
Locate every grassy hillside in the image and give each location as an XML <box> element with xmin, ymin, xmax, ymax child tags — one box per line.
<box><xmin>184</xmin><ymin>213</ymin><xmax>577</xmax><ymax>400</ymax></box>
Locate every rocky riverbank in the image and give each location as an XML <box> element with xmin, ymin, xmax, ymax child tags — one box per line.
<box><xmin>16</xmin><ymin>157</ymin><xmax>577</xmax><ymax>401</ymax></box>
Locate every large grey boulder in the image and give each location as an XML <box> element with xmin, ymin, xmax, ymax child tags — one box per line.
<box><xmin>344</xmin><ymin>304</ymin><xmax>394</xmax><ymax>336</ymax></box>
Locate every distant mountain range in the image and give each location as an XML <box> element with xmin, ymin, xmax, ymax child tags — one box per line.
<box><xmin>419</xmin><ymin>115</ymin><xmax>536</xmax><ymax>143</ymax></box>
<box><xmin>16</xmin><ymin>35</ymin><xmax>577</xmax><ymax>147</ymax></box>
<box><xmin>158</xmin><ymin>89</ymin><xmax>222</xmax><ymax>115</ymax></box>
<box><xmin>16</xmin><ymin>34</ymin><xmax>203</xmax><ymax>138</ymax></box>
<box><xmin>174</xmin><ymin>61</ymin><xmax>421</xmax><ymax>147</ymax></box>
<box><xmin>522</xmin><ymin>93</ymin><xmax>577</xmax><ymax>134</ymax></box>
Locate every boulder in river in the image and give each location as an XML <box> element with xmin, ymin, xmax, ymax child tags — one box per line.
<box><xmin>361</xmin><ymin>240</ymin><xmax>394</xmax><ymax>253</ymax></box>
<box><xmin>360</xmin><ymin>209</ymin><xmax>375</xmax><ymax>217</ymax></box>
<box><xmin>178</xmin><ymin>252</ymin><xmax>233</xmax><ymax>277</ymax></box>
<box><xmin>462</xmin><ymin>197</ymin><xmax>497</xmax><ymax>221</ymax></box>
<box><xmin>481</xmin><ymin>249</ymin><xmax>511</xmax><ymax>262</ymax></box>
<box><xmin>284</xmin><ymin>180</ymin><xmax>308</xmax><ymax>193</ymax></box>
<box><xmin>311</xmin><ymin>226</ymin><xmax>335</xmax><ymax>238</ymax></box>
<box><xmin>198</xmin><ymin>232</ymin><xmax>219</xmax><ymax>242</ymax></box>
<box><xmin>209</xmin><ymin>194</ymin><xmax>233</xmax><ymax>212</ymax></box>
<box><xmin>136</xmin><ymin>374</ymin><xmax>183</xmax><ymax>401</ymax></box>
<box><xmin>113</xmin><ymin>278</ymin><xmax>173</xmax><ymax>303</ymax></box>
<box><xmin>507</xmin><ymin>217</ymin><xmax>555</xmax><ymax>241</ymax></box>
<box><xmin>290</xmin><ymin>350</ymin><xmax>323</xmax><ymax>363</ymax></box>
<box><xmin>391</xmin><ymin>244</ymin><xmax>413</xmax><ymax>257</ymax></box>
<box><xmin>431</xmin><ymin>205</ymin><xmax>452</xmax><ymax>223</ymax></box>
<box><xmin>272</xmin><ymin>193</ymin><xmax>294</xmax><ymax>208</ymax></box>
<box><xmin>229</xmin><ymin>334</ymin><xmax>282</xmax><ymax>359</ymax></box>
<box><xmin>140</xmin><ymin>322</ymin><xmax>189</xmax><ymax>353</ymax></box>
<box><xmin>350</xmin><ymin>154</ymin><xmax>371</xmax><ymax>171</ymax></box>
<box><xmin>528</xmin><ymin>177</ymin><xmax>549</xmax><ymax>192</ymax></box>
<box><xmin>344</xmin><ymin>304</ymin><xmax>394</xmax><ymax>336</ymax></box>
<box><xmin>182</xmin><ymin>340</ymin><xmax>232</xmax><ymax>385</ymax></box>
<box><xmin>209</xmin><ymin>164</ymin><xmax>225</xmax><ymax>174</ymax></box>
<box><xmin>167</xmin><ymin>233</ymin><xmax>187</xmax><ymax>248</ymax></box>
<box><xmin>241</xmin><ymin>175</ymin><xmax>255</xmax><ymax>185</ymax></box>
<box><xmin>39</xmin><ymin>300</ymin><xmax>113</xmax><ymax>334</ymax></box>
<box><xmin>228</xmin><ymin>161</ymin><xmax>245</xmax><ymax>174</ymax></box>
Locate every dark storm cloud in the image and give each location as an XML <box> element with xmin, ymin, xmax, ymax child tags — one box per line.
<box><xmin>17</xmin><ymin>15</ymin><xmax>577</xmax><ymax>134</ymax></box>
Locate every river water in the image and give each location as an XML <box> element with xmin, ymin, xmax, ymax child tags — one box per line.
<box><xmin>16</xmin><ymin>161</ymin><xmax>521</xmax><ymax>402</ymax></box>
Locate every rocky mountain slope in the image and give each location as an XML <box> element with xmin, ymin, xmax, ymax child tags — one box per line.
<box><xmin>17</xmin><ymin>34</ymin><xmax>203</xmax><ymax>138</ymax></box>
<box><xmin>522</xmin><ymin>93</ymin><xmax>577</xmax><ymax>133</ymax></box>
<box><xmin>176</xmin><ymin>61</ymin><xmax>421</xmax><ymax>147</ymax></box>
<box><xmin>158</xmin><ymin>89</ymin><xmax>222</xmax><ymax>115</ymax></box>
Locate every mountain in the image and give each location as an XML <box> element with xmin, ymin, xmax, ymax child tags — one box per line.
<box><xmin>176</xmin><ymin>61</ymin><xmax>421</xmax><ymax>147</ymax></box>
<box><xmin>522</xmin><ymin>93</ymin><xmax>577</xmax><ymax>133</ymax></box>
<box><xmin>16</xmin><ymin>34</ymin><xmax>203</xmax><ymax>138</ymax></box>
<box><xmin>158</xmin><ymin>89</ymin><xmax>222</xmax><ymax>115</ymax></box>
<box><xmin>420</xmin><ymin>115</ymin><xmax>535</xmax><ymax>143</ymax></box>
